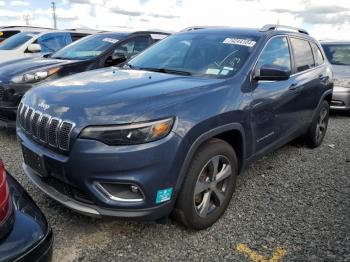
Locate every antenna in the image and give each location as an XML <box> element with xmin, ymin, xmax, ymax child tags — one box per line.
<box><xmin>51</xmin><ymin>2</ymin><xmax>57</xmax><ymax>29</ymax></box>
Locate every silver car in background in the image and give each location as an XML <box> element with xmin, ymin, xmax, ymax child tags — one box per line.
<box><xmin>321</xmin><ymin>41</ymin><xmax>350</xmax><ymax>113</ymax></box>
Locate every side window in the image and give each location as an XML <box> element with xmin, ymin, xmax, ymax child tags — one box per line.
<box><xmin>310</xmin><ymin>41</ymin><xmax>324</xmax><ymax>66</ymax></box>
<box><xmin>36</xmin><ymin>33</ymin><xmax>73</xmax><ymax>53</ymax></box>
<box><xmin>290</xmin><ymin>38</ymin><xmax>315</xmax><ymax>72</ymax></box>
<box><xmin>255</xmin><ymin>36</ymin><xmax>291</xmax><ymax>75</ymax></box>
<box><xmin>115</xmin><ymin>36</ymin><xmax>151</xmax><ymax>60</ymax></box>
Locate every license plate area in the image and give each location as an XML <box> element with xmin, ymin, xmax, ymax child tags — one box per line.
<box><xmin>22</xmin><ymin>145</ymin><xmax>47</xmax><ymax>177</ymax></box>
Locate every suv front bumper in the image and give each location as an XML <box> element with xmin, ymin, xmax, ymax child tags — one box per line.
<box><xmin>18</xmin><ymin>127</ymin><xmax>183</xmax><ymax>220</ymax></box>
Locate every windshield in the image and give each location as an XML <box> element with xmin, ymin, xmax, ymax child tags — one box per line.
<box><xmin>52</xmin><ymin>33</ymin><xmax>122</xmax><ymax>60</ymax></box>
<box><xmin>0</xmin><ymin>32</ymin><xmax>38</xmax><ymax>50</ymax></box>
<box><xmin>127</xmin><ymin>32</ymin><xmax>259</xmax><ymax>78</ymax></box>
<box><xmin>322</xmin><ymin>44</ymin><xmax>350</xmax><ymax>66</ymax></box>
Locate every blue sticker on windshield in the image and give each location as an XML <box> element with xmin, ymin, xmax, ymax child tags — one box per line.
<box><xmin>156</xmin><ymin>188</ymin><xmax>173</xmax><ymax>204</ymax></box>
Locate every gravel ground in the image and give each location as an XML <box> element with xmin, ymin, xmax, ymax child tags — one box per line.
<box><xmin>0</xmin><ymin>114</ymin><xmax>349</xmax><ymax>262</ymax></box>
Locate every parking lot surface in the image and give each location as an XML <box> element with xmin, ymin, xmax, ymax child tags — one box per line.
<box><xmin>0</xmin><ymin>114</ymin><xmax>349</xmax><ymax>262</ymax></box>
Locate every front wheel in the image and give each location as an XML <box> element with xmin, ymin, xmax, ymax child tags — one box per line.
<box><xmin>305</xmin><ymin>100</ymin><xmax>330</xmax><ymax>148</ymax></box>
<box><xmin>173</xmin><ymin>138</ymin><xmax>238</xmax><ymax>230</ymax></box>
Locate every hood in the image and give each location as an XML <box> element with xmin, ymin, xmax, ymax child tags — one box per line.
<box><xmin>0</xmin><ymin>50</ymin><xmax>20</xmax><ymax>63</ymax></box>
<box><xmin>0</xmin><ymin>57</ymin><xmax>79</xmax><ymax>83</ymax></box>
<box><xmin>332</xmin><ymin>64</ymin><xmax>350</xmax><ymax>79</ymax></box>
<box><xmin>22</xmin><ymin>67</ymin><xmax>223</xmax><ymax>127</ymax></box>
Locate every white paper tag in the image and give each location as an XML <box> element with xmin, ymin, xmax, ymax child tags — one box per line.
<box><xmin>151</xmin><ymin>34</ymin><xmax>167</xmax><ymax>40</ymax></box>
<box><xmin>206</xmin><ymin>68</ymin><xmax>220</xmax><ymax>75</ymax></box>
<box><xmin>223</xmin><ymin>38</ymin><xmax>256</xmax><ymax>47</ymax></box>
<box><xmin>103</xmin><ymin>38</ymin><xmax>119</xmax><ymax>44</ymax></box>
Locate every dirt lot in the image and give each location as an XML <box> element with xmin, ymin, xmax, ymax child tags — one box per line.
<box><xmin>0</xmin><ymin>114</ymin><xmax>349</xmax><ymax>262</ymax></box>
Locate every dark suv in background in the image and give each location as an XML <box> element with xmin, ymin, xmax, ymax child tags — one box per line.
<box><xmin>321</xmin><ymin>41</ymin><xmax>350</xmax><ymax>113</ymax></box>
<box><xmin>17</xmin><ymin>25</ymin><xmax>333</xmax><ymax>229</ymax></box>
<box><xmin>0</xmin><ymin>31</ymin><xmax>169</xmax><ymax>128</ymax></box>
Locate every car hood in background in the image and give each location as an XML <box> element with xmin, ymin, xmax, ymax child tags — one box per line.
<box><xmin>0</xmin><ymin>57</ymin><xmax>81</xmax><ymax>83</ymax></box>
<box><xmin>332</xmin><ymin>64</ymin><xmax>350</xmax><ymax>79</ymax></box>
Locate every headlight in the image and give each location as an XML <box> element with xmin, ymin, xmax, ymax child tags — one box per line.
<box><xmin>11</xmin><ymin>67</ymin><xmax>60</xmax><ymax>84</ymax></box>
<box><xmin>334</xmin><ymin>78</ymin><xmax>350</xmax><ymax>88</ymax></box>
<box><xmin>80</xmin><ymin>117</ymin><xmax>175</xmax><ymax>146</ymax></box>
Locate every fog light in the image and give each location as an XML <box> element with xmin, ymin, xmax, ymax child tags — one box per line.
<box><xmin>130</xmin><ymin>185</ymin><xmax>139</xmax><ymax>193</ymax></box>
<box><xmin>96</xmin><ymin>183</ymin><xmax>144</xmax><ymax>202</ymax></box>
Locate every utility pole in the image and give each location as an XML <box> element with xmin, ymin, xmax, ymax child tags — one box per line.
<box><xmin>23</xmin><ymin>14</ymin><xmax>30</xmax><ymax>25</ymax></box>
<box><xmin>51</xmin><ymin>2</ymin><xmax>57</xmax><ymax>29</ymax></box>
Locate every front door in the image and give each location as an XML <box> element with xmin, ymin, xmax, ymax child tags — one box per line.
<box><xmin>251</xmin><ymin>36</ymin><xmax>301</xmax><ymax>153</ymax></box>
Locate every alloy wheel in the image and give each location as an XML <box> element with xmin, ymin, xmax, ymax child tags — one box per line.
<box><xmin>193</xmin><ymin>155</ymin><xmax>232</xmax><ymax>218</ymax></box>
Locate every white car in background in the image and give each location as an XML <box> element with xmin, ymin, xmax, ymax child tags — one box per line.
<box><xmin>0</xmin><ymin>26</ymin><xmax>53</xmax><ymax>43</ymax></box>
<box><xmin>0</xmin><ymin>29</ymin><xmax>90</xmax><ymax>63</ymax></box>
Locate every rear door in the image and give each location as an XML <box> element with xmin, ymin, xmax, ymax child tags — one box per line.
<box><xmin>289</xmin><ymin>37</ymin><xmax>322</xmax><ymax>123</ymax></box>
<box><xmin>251</xmin><ymin>36</ymin><xmax>302</xmax><ymax>153</ymax></box>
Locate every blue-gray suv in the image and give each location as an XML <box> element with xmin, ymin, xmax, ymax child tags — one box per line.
<box><xmin>17</xmin><ymin>25</ymin><xmax>333</xmax><ymax>229</ymax></box>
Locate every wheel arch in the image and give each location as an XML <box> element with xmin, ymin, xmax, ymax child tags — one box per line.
<box><xmin>175</xmin><ymin>123</ymin><xmax>246</xmax><ymax>193</ymax></box>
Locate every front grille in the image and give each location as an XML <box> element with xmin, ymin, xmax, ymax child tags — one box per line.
<box><xmin>18</xmin><ymin>103</ymin><xmax>75</xmax><ymax>151</ymax></box>
<box><xmin>0</xmin><ymin>86</ymin><xmax>4</xmax><ymax>101</ymax></box>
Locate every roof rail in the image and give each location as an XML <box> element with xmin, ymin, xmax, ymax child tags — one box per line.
<box><xmin>180</xmin><ymin>26</ymin><xmax>229</xmax><ymax>32</ymax></box>
<box><xmin>260</xmin><ymin>24</ymin><xmax>309</xmax><ymax>35</ymax></box>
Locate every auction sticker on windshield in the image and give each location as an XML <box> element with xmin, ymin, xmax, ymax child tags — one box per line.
<box><xmin>223</xmin><ymin>38</ymin><xmax>256</xmax><ymax>47</ymax></box>
<box><xmin>103</xmin><ymin>38</ymin><xmax>119</xmax><ymax>44</ymax></box>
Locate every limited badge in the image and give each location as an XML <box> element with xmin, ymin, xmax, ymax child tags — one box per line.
<box><xmin>156</xmin><ymin>188</ymin><xmax>173</xmax><ymax>204</ymax></box>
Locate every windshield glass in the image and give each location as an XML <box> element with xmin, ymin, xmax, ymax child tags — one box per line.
<box><xmin>52</xmin><ymin>33</ymin><xmax>122</xmax><ymax>60</ymax></box>
<box><xmin>322</xmin><ymin>44</ymin><xmax>350</xmax><ymax>65</ymax></box>
<box><xmin>127</xmin><ymin>32</ymin><xmax>259</xmax><ymax>78</ymax></box>
<box><xmin>0</xmin><ymin>32</ymin><xmax>38</xmax><ymax>50</ymax></box>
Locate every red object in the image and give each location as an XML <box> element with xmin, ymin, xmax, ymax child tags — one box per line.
<box><xmin>0</xmin><ymin>160</ymin><xmax>10</xmax><ymax>223</ymax></box>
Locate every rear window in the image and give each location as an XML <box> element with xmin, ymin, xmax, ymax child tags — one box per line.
<box><xmin>310</xmin><ymin>42</ymin><xmax>324</xmax><ymax>66</ymax></box>
<box><xmin>290</xmin><ymin>37</ymin><xmax>315</xmax><ymax>72</ymax></box>
<box><xmin>322</xmin><ymin>44</ymin><xmax>350</xmax><ymax>66</ymax></box>
<box><xmin>0</xmin><ymin>32</ymin><xmax>38</xmax><ymax>50</ymax></box>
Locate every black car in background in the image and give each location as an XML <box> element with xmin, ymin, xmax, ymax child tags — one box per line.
<box><xmin>0</xmin><ymin>31</ymin><xmax>169</xmax><ymax>128</ymax></box>
<box><xmin>0</xmin><ymin>159</ymin><xmax>53</xmax><ymax>261</ymax></box>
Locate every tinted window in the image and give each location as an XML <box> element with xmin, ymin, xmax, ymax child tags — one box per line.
<box><xmin>310</xmin><ymin>42</ymin><xmax>324</xmax><ymax>66</ymax></box>
<box><xmin>322</xmin><ymin>44</ymin><xmax>350</xmax><ymax>66</ymax></box>
<box><xmin>256</xmin><ymin>36</ymin><xmax>291</xmax><ymax>75</ymax></box>
<box><xmin>0</xmin><ymin>30</ymin><xmax>19</xmax><ymax>42</ymax></box>
<box><xmin>128</xmin><ymin>33</ymin><xmax>259</xmax><ymax>78</ymax></box>
<box><xmin>0</xmin><ymin>32</ymin><xmax>38</xmax><ymax>50</ymax></box>
<box><xmin>52</xmin><ymin>33</ymin><xmax>122</xmax><ymax>60</ymax></box>
<box><xmin>116</xmin><ymin>36</ymin><xmax>151</xmax><ymax>60</ymax></box>
<box><xmin>36</xmin><ymin>33</ymin><xmax>73</xmax><ymax>53</ymax></box>
<box><xmin>290</xmin><ymin>38</ymin><xmax>315</xmax><ymax>72</ymax></box>
<box><xmin>70</xmin><ymin>33</ymin><xmax>89</xmax><ymax>42</ymax></box>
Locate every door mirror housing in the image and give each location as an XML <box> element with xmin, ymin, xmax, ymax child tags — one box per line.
<box><xmin>27</xmin><ymin>43</ymin><xmax>42</xmax><ymax>53</ymax></box>
<box><xmin>255</xmin><ymin>65</ymin><xmax>291</xmax><ymax>81</ymax></box>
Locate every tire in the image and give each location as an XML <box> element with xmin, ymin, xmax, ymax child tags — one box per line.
<box><xmin>305</xmin><ymin>100</ymin><xmax>330</xmax><ymax>148</ymax></box>
<box><xmin>172</xmin><ymin>138</ymin><xmax>238</xmax><ymax>230</ymax></box>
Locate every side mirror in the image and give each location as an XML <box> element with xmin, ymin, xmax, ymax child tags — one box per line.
<box><xmin>255</xmin><ymin>65</ymin><xmax>290</xmax><ymax>81</ymax></box>
<box><xmin>27</xmin><ymin>43</ymin><xmax>42</xmax><ymax>53</ymax></box>
<box><xmin>112</xmin><ymin>51</ymin><xmax>127</xmax><ymax>63</ymax></box>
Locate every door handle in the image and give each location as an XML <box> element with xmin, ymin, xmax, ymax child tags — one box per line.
<box><xmin>288</xmin><ymin>83</ymin><xmax>299</xmax><ymax>91</ymax></box>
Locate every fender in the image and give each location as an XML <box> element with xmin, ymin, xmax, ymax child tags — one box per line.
<box><xmin>312</xmin><ymin>89</ymin><xmax>333</xmax><ymax>120</ymax></box>
<box><xmin>175</xmin><ymin>122</ymin><xmax>246</xmax><ymax>192</ymax></box>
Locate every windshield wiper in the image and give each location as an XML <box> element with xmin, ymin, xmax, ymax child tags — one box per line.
<box><xmin>138</xmin><ymin>67</ymin><xmax>192</xmax><ymax>76</ymax></box>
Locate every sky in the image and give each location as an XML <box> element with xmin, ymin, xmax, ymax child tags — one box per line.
<box><xmin>0</xmin><ymin>0</ymin><xmax>349</xmax><ymax>40</ymax></box>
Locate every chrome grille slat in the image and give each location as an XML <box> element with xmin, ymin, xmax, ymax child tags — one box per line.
<box><xmin>17</xmin><ymin>104</ymin><xmax>74</xmax><ymax>151</ymax></box>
